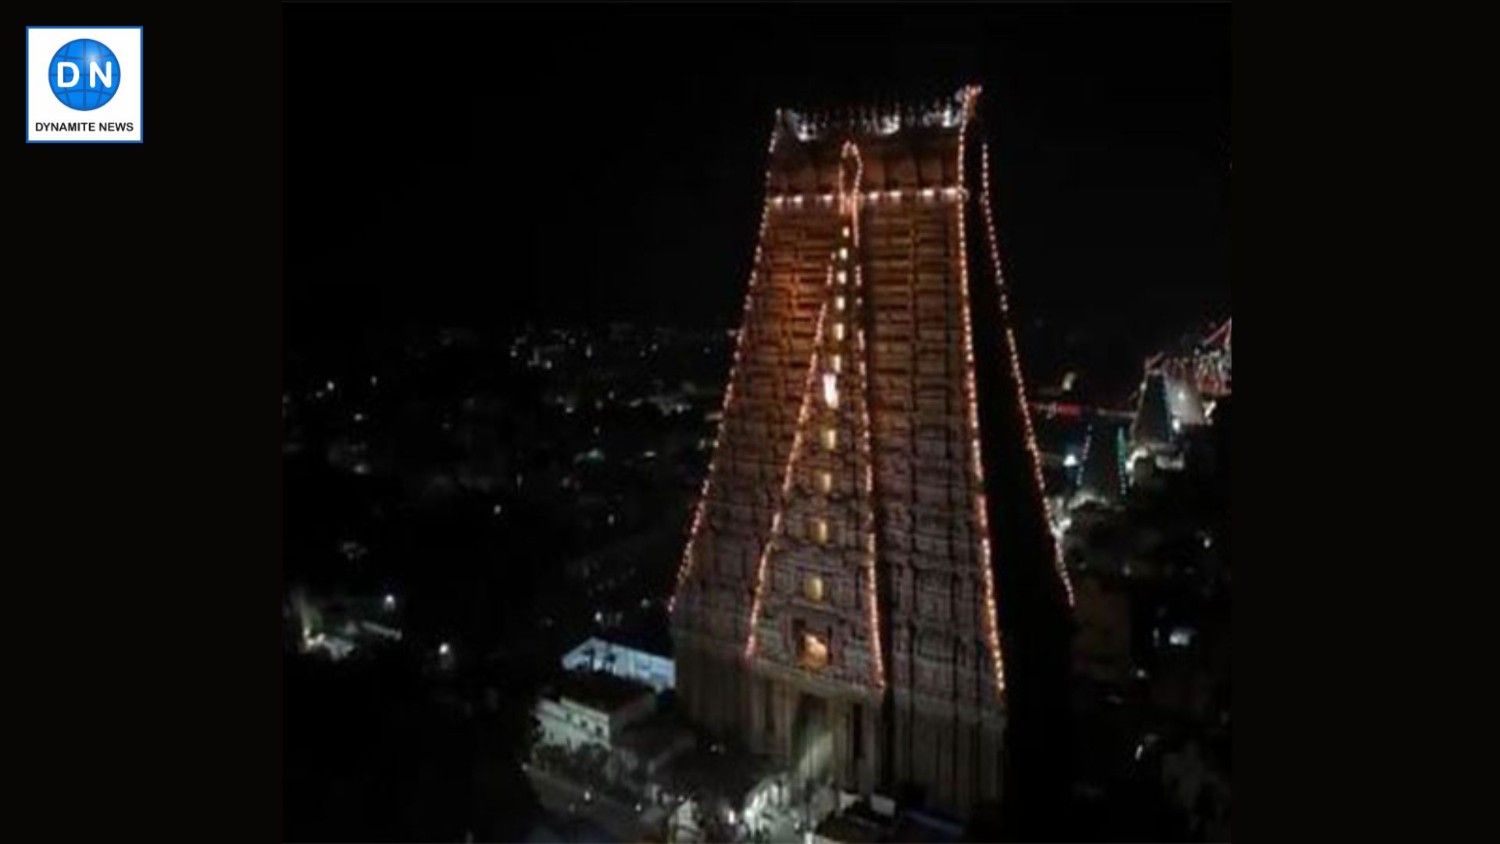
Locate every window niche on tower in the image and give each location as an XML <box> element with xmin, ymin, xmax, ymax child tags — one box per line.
<box><xmin>813</xmin><ymin>517</ymin><xmax>829</xmax><ymax>544</ymax></box>
<box><xmin>794</xmin><ymin>619</ymin><xmax>830</xmax><ymax>671</ymax></box>
<box><xmin>804</xmin><ymin>574</ymin><xmax>826</xmax><ymax>603</ymax></box>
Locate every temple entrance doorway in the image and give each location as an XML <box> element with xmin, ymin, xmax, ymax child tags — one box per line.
<box><xmin>792</xmin><ymin>693</ymin><xmax>833</xmax><ymax>788</ymax></box>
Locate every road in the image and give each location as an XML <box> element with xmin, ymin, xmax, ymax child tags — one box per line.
<box><xmin>526</xmin><ymin>764</ymin><xmax>664</xmax><ymax>842</ymax></box>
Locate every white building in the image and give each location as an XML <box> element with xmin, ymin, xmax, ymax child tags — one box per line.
<box><xmin>561</xmin><ymin>636</ymin><xmax>675</xmax><ymax>692</ymax></box>
<box><xmin>535</xmin><ymin>672</ymin><xmax>656</xmax><ymax>752</ymax></box>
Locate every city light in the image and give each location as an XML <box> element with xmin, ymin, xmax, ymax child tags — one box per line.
<box><xmin>285</xmin><ymin>33</ymin><xmax>1230</xmax><ymax>834</ymax></box>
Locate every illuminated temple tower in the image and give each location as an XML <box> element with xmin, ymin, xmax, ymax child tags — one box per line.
<box><xmin>670</xmin><ymin>86</ymin><xmax>1074</xmax><ymax>822</ymax></box>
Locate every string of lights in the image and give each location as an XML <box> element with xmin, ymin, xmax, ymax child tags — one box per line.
<box><xmin>669</xmin><ymin>122</ymin><xmax>783</xmax><ymax>616</ymax></box>
<box><xmin>1077</xmin><ymin>424</ymin><xmax>1094</xmax><ymax>484</ymax></box>
<box><xmin>841</xmin><ymin>140</ymin><xmax>886</xmax><ymax>691</ymax></box>
<box><xmin>744</xmin><ymin>139</ymin><xmax>888</xmax><ymax>692</ymax></box>
<box><xmin>783</xmin><ymin>91</ymin><xmax>968</xmax><ymax>141</ymax></box>
<box><xmin>769</xmin><ymin>187</ymin><xmax>963</xmax><ymax>209</ymax></box>
<box><xmin>744</xmin><ymin>284</ymin><xmax>832</xmax><ymax>659</ymax></box>
<box><xmin>978</xmin><ymin>137</ymin><xmax>1077</xmax><ymax>609</ymax></box>
<box><xmin>854</xmin><ymin>294</ymin><xmax>884</xmax><ymax>690</ymax></box>
<box><xmin>1116</xmin><ymin>427</ymin><xmax>1130</xmax><ymax>499</ymax></box>
<box><xmin>956</xmin><ymin>85</ymin><xmax>1008</xmax><ymax>699</ymax></box>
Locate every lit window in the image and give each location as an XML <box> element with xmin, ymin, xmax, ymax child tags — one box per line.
<box><xmin>822</xmin><ymin>427</ymin><xmax>838</xmax><ymax>451</ymax></box>
<box><xmin>839</xmin><ymin>248</ymin><xmax>849</xmax><ymax>261</ymax></box>
<box><xmin>836</xmin><ymin>296</ymin><xmax>846</xmax><ymax>312</ymax></box>
<box><xmin>833</xmin><ymin>323</ymin><xmax>845</xmax><ymax>342</ymax></box>
<box><xmin>799</xmin><ymin>632</ymin><xmax>830</xmax><ymax>670</ymax></box>
<box><xmin>837</xmin><ymin>270</ymin><xmax>847</xmax><ymax>285</ymax></box>
<box><xmin>818</xmin><ymin>471</ymin><xmax>833</xmax><ymax>494</ymax></box>
<box><xmin>841</xmin><ymin>226</ymin><xmax>851</xmax><ymax>239</ymax></box>
<box><xmin>814</xmin><ymin>518</ymin><xmax>829</xmax><ymax>544</ymax></box>
<box><xmin>822</xmin><ymin>373</ymin><xmax>838</xmax><ymax>409</ymax></box>
<box><xmin>804</xmin><ymin>575</ymin><xmax>825</xmax><ymax>602</ymax></box>
<box><xmin>830</xmin><ymin>354</ymin><xmax>842</xmax><ymax>373</ymax></box>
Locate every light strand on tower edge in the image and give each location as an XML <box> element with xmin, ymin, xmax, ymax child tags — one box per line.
<box><xmin>853</xmin><ymin>277</ymin><xmax>885</xmax><ymax>690</ymax></box>
<box><xmin>957</xmin><ymin>85</ymin><xmax>1008</xmax><ymax>699</ymax></box>
<box><xmin>744</xmin><ymin>284</ymin><xmax>833</xmax><ymax>658</ymax></box>
<box><xmin>841</xmin><ymin>140</ymin><xmax>886</xmax><ymax>691</ymax></box>
<box><xmin>669</xmin><ymin>122</ymin><xmax>783</xmax><ymax>616</ymax></box>
<box><xmin>978</xmin><ymin>136</ymin><xmax>1077</xmax><ymax>610</ymax></box>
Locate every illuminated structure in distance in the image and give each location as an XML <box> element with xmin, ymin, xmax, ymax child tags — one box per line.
<box><xmin>670</xmin><ymin>87</ymin><xmax>1073</xmax><ymax>820</ymax></box>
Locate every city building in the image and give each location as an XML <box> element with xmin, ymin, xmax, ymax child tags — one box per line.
<box><xmin>1072</xmin><ymin>421</ymin><xmax>1128</xmax><ymax>509</ymax></box>
<box><xmin>1128</xmin><ymin>317</ymin><xmax>1232</xmax><ymax>463</ymax></box>
<box><xmin>534</xmin><ymin>672</ymin><xmax>657</xmax><ymax>753</ymax></box>
<box><xmin>669</xmin><ymin>86</ymin><xmax>1075</xmax><ymax>821</ymax></box>
<box><xmin>562</xmin><ymin>636</ymin><xmax>676</xmax><ymax>692</ymax></box>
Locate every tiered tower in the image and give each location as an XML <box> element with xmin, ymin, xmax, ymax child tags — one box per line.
<box><xmin>670</xmin><ymin>86</ymin><xmax>1073</xmax><ymax>821</ymax></box>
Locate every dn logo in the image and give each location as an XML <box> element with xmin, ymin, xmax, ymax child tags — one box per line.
<box><xmin>49</xmin><ymin>38</ymin><xmax>120</xmax><ymax>110</ymax></box>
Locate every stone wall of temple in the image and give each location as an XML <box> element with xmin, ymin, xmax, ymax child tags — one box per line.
<box><xmin>673</xmin><ymin>89</ymin><xmax>1056</xmax><ymax>823</ymax></box>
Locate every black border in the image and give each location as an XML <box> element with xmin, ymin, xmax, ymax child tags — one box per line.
<box><xmin>12</xmin><ymin>2</ymin><xmax>1424</xmax><ymax>840</ymax></box>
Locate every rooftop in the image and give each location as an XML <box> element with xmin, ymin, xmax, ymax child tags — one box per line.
<box><xmin>776</xmin><ymin>86</ymin><xmax>976</xmax><ymax>143</ymax></box>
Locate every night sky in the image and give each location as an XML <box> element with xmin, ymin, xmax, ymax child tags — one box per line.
<box><xmin>286</xmin><ymin>3</ymin><xmax>1228</xmax><ymax>401</ymax></box>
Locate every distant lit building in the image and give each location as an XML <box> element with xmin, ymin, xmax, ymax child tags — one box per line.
<box><xmin>1131</xmin><ymin>372</ymin><xmax>1174</xmax><ymax>451</ymax></box>
<box><xmin>561</xmin><ymin>636</ymin><xmax>675</xmax><ymax>692</ymax></box>
<box><xmin>1128</xmin><ymin>317</ymin><xmax>1231</xmax><ymax>472</ymax></box>
<box><xmin>1072</xmin><ymin>421</ymin><xmax>1128</xmax><ymax>509</ymax></box>
<box><xmin>534</xmin><ymin>672</ymin><xmax>656</xmax><ymax>753</ymax></box>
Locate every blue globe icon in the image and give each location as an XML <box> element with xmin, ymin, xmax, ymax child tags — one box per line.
<box><xmin>48</xmin><ymin>38</ymin><xmax>120</xmax><ymax>111</ymax></box>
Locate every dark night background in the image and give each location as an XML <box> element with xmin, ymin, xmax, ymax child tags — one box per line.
<box><xmin>283</xmin><ymin>3</ymin><xmax>1229</xmax><ymax>840</ymax></box>
<box><xmin>287</xmin><ymin>2</ymin><xmax>1228</xmax><ymax>405</ymax></box>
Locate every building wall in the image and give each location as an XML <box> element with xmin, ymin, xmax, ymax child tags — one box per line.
<box><xmin>537</xmin><ymin>697</ymin><xmax>610</xmax><ymax>751</ymax></box>
<box><xmin>561</xmin><ymin>637</ymin><xmax>676</xmax><ymax>692</ymax></box>
<box><xmin>535</xmin><ymin>688</ymin><xmax>655</xmax><ymax>751</ymax></box>
<box><xmin>674</xmin><ymin>92</ymin><xmax>1061</xmax><ymax>822</ymax></box>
